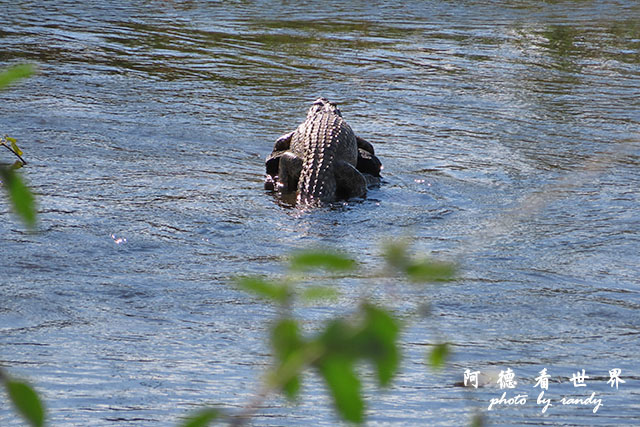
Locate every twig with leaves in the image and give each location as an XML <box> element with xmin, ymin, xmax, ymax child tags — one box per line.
<box><xmin>1</xmin><ymin>135</ymin><xmax>28</xmax><ymax>167</ymax></box>
<box><xmin>0</xmin><ymin>64</ymin><xmax>37</xmax><ymax>229</ymax></box>
<box><xmin>180</xmin><ymin>245</ymin><xmax>456</xmax><ymax>427</ymax></box>
<box><xmin>0</xmin><ymin>135</ymin><xmax>36</xmax><ymax>228</ymax></box>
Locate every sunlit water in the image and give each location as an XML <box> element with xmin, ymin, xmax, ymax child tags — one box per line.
<box><xmin>1</xmin><ymin>1</ymin><xmax>639</xmax><ymax>425</ymax></box>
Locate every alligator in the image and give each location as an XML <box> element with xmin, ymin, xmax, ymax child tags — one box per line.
<box><xmin>265</xmin><ymin>98</ymin><xmax>382</xmax><ymax>204</ymax></box>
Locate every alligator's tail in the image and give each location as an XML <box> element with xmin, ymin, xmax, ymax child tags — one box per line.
<box><xmin>296</xmin><ymin>114</ymin><xmax>342</xmax><ymax>204</ymax></box>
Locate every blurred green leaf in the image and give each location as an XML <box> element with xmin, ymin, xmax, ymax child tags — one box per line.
<box><xmin>271</xmin><ymin>319</ymin><xmax>304</xmax><ymax>399</ymax></box>
<box><xmin>5</xmin><ymin>379</ymin><xmax>44</xmax><ymax>427</ymax></box>
<box><xmin>272</xmin><ymin>319</ymin><xmax>302</xmax><ymax>356</ymax></box>
<box><xmin>428</xmin><ymin>343</ymin><xmax>450</xmax><ymax>370</ymax></box>
<box><xmin>300</xmin><ymin>286</ymin><xmax>339</xmax><ymax>303</ymax></box>
<box><xmin>0</xmin><ymin>64</ymin><xmax>34</xmax><ymax>90</ymax></box>
<box><xmin>11</xmin><ymin>160</ymin><xmax>24</xmax><ymax>170</ymax></box>
<box><xmin>317</xmin><ymin>319</ymin><xmax>353</xmax><ymax>354</ymax></box>
<box><xmin>470</xmin><ymin>413</ymin><xmax>484</xmax><ymax>427</ymax></box>
<box><xmin>383</xmin><ymin>240</ymin><xmax>456</xmax><ymax>283</ymax></box>
<box><xmin>317</xmin><ymin>356</ymin><xmax>363</xmax><ymax>423</ymax></box>
<box><xmin>310</xmin><ymin>304</ymin><xmax>399</xmax><ymax>423</ymax></box>
<box><xmin>0</xmin><ymin>166</ymin><xmax>36</xmax><ymax>228</ymax></box>
<box><xmin>382</xmin><ymin>240</ymin><xmax>410</xmax><ymax>270</ymax></box>
<box><xmin>234</xmin><ymin>276</ymin><xmax>289</xmax><ymax>304</ymax></box>
<box><xmin>281</xmin><ymin>372</ymin><xmax>301</xmax><ymax>400</ymax></box>
<box><xmin>179</xmin><ymin>408</ymin><xmax>220</xmax><ymax>427</ymax></box>
<box><xmin>358</xmin><ymin>304</ymin><xmax>400</xmax><ymax>386</ymax></box>
<box><xmin>289</xmin><ymin>250</ymin><xmax>356</xmax><ymax>272</ymax></box>
<box><xmin>405</xmin><ymin>259</ymin><xmax>456</xmax><ymax>283</ymax></box>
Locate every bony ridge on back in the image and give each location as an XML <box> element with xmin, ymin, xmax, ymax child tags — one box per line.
<box><xmin>265</xmin><ymin>98</ymin><xmax>382</xmax><ymax>205</ymax></box>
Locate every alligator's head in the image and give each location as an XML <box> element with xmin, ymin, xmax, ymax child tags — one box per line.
<box><xmin>306</xmin><ymin>98</ymin><xmax>342</xmax><ymax>118</ymax></box>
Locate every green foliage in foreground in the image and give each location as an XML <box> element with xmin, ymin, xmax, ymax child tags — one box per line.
<box><xmin>0</xmin><ymin>370</ymin><xmax>45</xmax><ymax>427</ymax></box>
<box><xmin>182</xmin><ymin>246</ymin><xmax>456</xmax><ymax>426</ymax></box>
<box><xmin>289</xmin><ymin>249</ymin><xmax>357</xmax><ymax>272</ymax></box>
<box><xmin>267</xmin><ymin>302</ymin><xmax>399</xmax><ymax>423</ymax></box>
<box><xmin>0</xmin><ymin>64</ymin><xmax>34</xmax><ymax>90</ymax></box>
<box><xmin>235</xmin><ymin>251</ymin><xmax>400</xmax><ymax>423</ymax></box>
<box><xmin>1</xmin><ymin>65</ymin><xmax>37</xmax><ymax>229</ymax></box>
<box><xmin>180</xmin><ymin>408</ymin><xmax>221</xmax><ymax>427</ymax></box>
<box><xmin>2</xmin><ymin>229</ymin><xmax>456</xmax><ymax>426</ymax></box>
<box><xmin>1</xmin><ymin>63</ymin><xmax>42</xmax><ymax>427</ymax></box>
<box><xmin>0</xmin><ymin>162</ymin><xmax>36</xmax><ymax>228</ymax></box>
<box><xmin>383</xmin><ymin>240</ymin><xmax>456</xmax><ymax>282</ymax></box>
<box><xmin>429</xmin><ymin>343</ymin><xmax>450</xmax><ymax>371</ymax></box>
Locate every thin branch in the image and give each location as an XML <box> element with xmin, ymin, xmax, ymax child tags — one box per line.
<box><xmin>1</xmin><ymin>141</ymin><xmax>27</xmax><ymax>166</ymax></box>
<box><xmin>229</xmin><ymin>341</ymin><xmax>325</xmax><ymax>426</ymax></box>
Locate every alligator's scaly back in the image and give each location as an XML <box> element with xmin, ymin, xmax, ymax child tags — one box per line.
<box><xmin>265</xmin><ymin>98</ymin><xmax>380</xmax><ymax>205</ymax></box>
<box><xmin>295</xmin><ymin>109</ymin><xmax>357</xmax><ymax>204</ymax></box>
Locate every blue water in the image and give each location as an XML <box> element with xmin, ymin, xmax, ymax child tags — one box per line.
<box><xmin>1</xmin><ymin>1</ymin><xmax>639</xmax><ymax>425</ymax></box>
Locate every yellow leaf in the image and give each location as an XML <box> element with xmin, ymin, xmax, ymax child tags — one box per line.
<box><xmin>8</xmin><ymin>137</ymin><xmax>23</xmax><ymax>156</ymax></box>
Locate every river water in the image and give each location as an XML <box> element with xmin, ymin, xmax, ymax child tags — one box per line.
<box><xmin>1</xmin><ymin>1</ymin><xmax>639</xmax><ymax>425</ymax></box>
